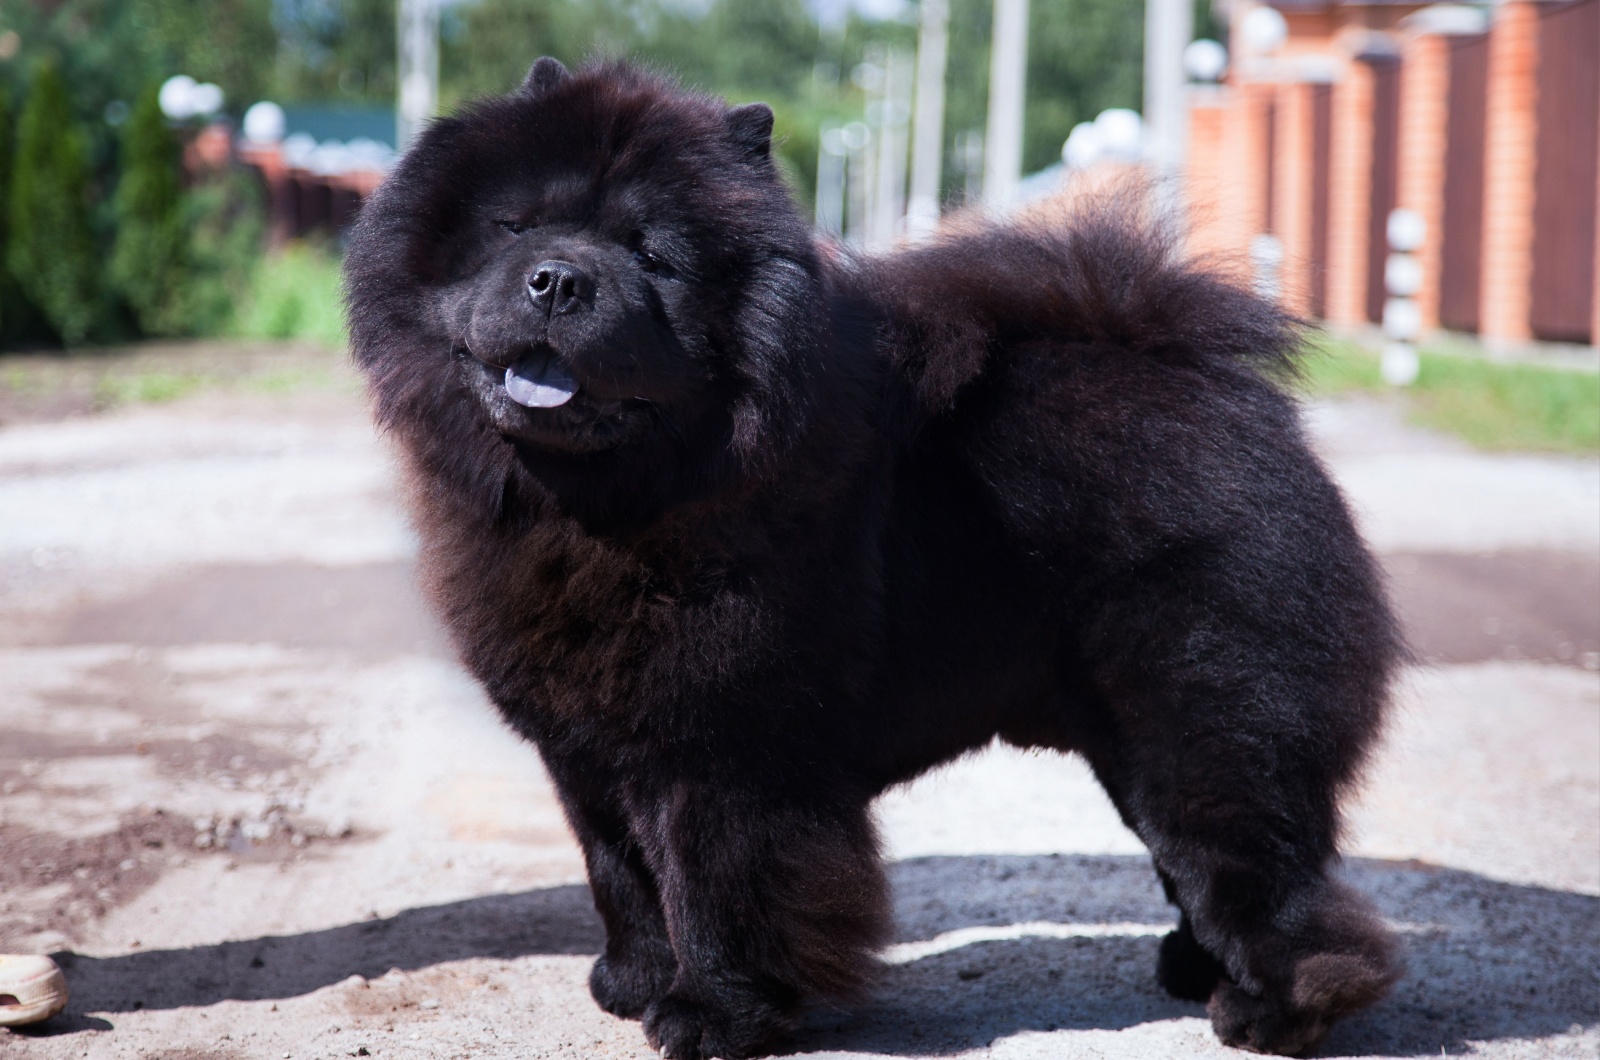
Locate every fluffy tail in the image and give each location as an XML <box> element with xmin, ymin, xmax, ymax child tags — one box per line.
<box><xmin>864</xmin><ymin>185</ymin><xmax>1303</xmax><ymax>410</ymax></box>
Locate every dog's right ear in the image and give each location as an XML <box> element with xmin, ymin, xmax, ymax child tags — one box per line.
<box><xmin>518</xmin><ymin>57</ymin><xmax>571</xmax><ymax>97</ymax></box>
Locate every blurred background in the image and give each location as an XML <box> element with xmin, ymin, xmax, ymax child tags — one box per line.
<box><xmin>0</xmin><ymin>0</ymin><xmax>1188</xmax><ymax>353</ymax></box>
<box><xmin>0</xmin><ymin>2</ymin><xmax>1595</xmax><ymax>1057</ymax></box>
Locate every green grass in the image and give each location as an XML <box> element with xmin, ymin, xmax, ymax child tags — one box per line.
<box><xmin>94</xmin><ymin>370</ymin><xmax>209</xmax><ymax>406</ymax></box>
<box><xmin>1293</xmin><ymin>336</ymin><xmax>1600</xmax><ymax>454</ymax></box>
<box><xmin>233</xmin><ymin>243</ymin><xmax>347</xmax><ymax>350</ymax></box>
<box><xmin>0</xmin><ymin>339</ymin><xmax>355</xmax><ymax>422</ymax></box>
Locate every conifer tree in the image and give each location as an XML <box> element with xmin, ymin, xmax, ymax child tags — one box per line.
<box><xmin>0</xmin><ymin>87</ymin><xmax>14</xmax><ymax>341</ymax></box>
<box><xmin>7</xmin><ymin>61</ymin><xmax>101</xmax><ymax>346</ymax></box>
<box><xmin>111</xmin><ymin>84</ymin><xmax>190</xmax><ymax>337</ymax></box>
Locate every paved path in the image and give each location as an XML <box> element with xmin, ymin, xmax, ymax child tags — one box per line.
<box><xmin>1</xmin><ymin>372</ymin><xmax>1595</xmax><ymax>1059</ymax></box>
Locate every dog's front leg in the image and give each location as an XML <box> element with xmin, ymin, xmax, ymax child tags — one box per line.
<box><xmin>547</xmin><ymin>762</ymin><xmax>678</xmax><ymax>1019</ymax></box>
<box><xmin>631</xmin><ymin>780</ymin><xmax>889</xmax><ymax>1060</ymax></box>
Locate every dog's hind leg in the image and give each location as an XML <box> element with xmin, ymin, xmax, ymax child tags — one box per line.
<box><xmin>1082</xmin><ymin>669</ymin><xmax>1401</xmax><ymax>1056</ymax></box>
<box><xmin>1153</xmin><ymin>869</ymin><xmax>1226</xmax><ymax>1003</ymax></box>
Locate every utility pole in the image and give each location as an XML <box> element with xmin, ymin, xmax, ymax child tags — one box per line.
<box><xmin>983</xmin><ymin>0</ymin><xmax>1028</xmax><ymax>211</ymax></box>
<box><xmin>1142</xmin><ymin>0</ymin><xmax>1193</xmax><ymax>176</ymax></box>
<box><xmin>906</xmin><ymin>0</ymin><xmax>950</xmax><ymax>240</ymax></box>
<box><xmin>397</xmin><ymin>0</ymin><xmax>440</xmax><ymax>152</ymax></box>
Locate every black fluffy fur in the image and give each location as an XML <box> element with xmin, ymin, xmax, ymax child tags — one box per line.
<box><xmin>344</xmin><ymin>59</ymin><xmax>1403</xmax><ymax>1059</ymax></box>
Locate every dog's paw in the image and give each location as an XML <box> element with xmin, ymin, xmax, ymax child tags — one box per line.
<box><xmin>1208</xmin><ymin>979</ymin><xmax>1328</xmax><ymax>1056</ymax></box>
<box><xmin>643</xmin><ymin>991</ymin><xmax>785</xmax><ymax>1060</ymax></box>
<box><xmin>589</xmin><ymin>951</ymin><xmax>675</xmax><ymax>1019</ymax></box>
<box><xmin>1157</xmin><ymin>925</ymin><xmax>1224</xmax><ymax>1003</ymax></box>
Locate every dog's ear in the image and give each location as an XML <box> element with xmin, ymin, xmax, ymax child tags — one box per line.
<box><xmin>726</xmin><ymin>102</ymin><xmax>774</xmax><ymax>162</ymax></box>
<box><xmin>519</xmin><ymin>56</ymin><xmax>571</xmax><ymax>97</ymax></box>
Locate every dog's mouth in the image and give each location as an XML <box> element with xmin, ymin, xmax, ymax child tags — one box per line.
<box><xmin>459</xmin><ymin>345</ymin><xmax>651</xmax><ymax>453</ymax></box>
<box><xmin>503</xmin><ymin>349</ymin><xmax>579</xmax><ymax>409</ymax></box>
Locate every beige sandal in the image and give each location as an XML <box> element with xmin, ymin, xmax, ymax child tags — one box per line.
<box><xmin>0</xmin><ymin>955</ymin><xmax>69</xmax><ymax>1027</ymax></box>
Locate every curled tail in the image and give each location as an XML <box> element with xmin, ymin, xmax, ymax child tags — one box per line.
<box><xmin>864</xmin><ymin>188</ymin><xmax>1303</xmax><ymax>410</ymax></box>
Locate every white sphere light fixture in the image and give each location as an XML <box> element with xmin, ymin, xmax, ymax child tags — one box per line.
<box><xmin>1184</xmin><ymin>39</ymin><xmax>1229</xmax><ymax>82</ymax></box>
<box><xmin>158</xmin><ymin>74</ymin><xmax>198</xmax><ymax>119</ymax></box>
<box><xmin>1062</xmin><ymin>121</ymin><xmax>1100</xmax><ymax>168</ymax></box>
<box><xmin>243</xmin><ymin>101</ymin><xmax>287</xmax><ymax>143</ymax></box>
<box><xmin>1240</xmin><ymin>6</ymin><xmax>1289</xmax><ymax>55</ymax></box>
<box><xmin>190</xmin><ymin>82</ymin><xmax>225</xmax><ymax>116</ymax></box>
<box><xmin>1387</xmin><ymin>208</ymin><xmax>1426</xmax><ymax>253</ymax></box>
<box><xmin>1093</xmin><ymin>108</ymin><xmax>1144</xmax><ymax>162</ymax></box>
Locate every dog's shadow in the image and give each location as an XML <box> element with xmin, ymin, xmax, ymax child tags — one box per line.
<box><xmin>38</xmin><ymin>855</ymin><xmax>1600</xmax><ymax>1057</ymax></box>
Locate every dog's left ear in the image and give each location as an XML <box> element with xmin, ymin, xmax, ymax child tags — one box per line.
<box><xmin>519</xmin><ymin>56</ymin><xmax>571</xmax><ymax>97</ymax></box>
<box><xmin>726</xmin><ymin>103</ymin><xmax>774</xmax><ymax>162</ymax></box>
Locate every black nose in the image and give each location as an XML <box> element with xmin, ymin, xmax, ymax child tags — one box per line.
<box><xmin>527</xmin><ymin>260</ymin><xmax>595</xmax><ymax>316</ymax></box>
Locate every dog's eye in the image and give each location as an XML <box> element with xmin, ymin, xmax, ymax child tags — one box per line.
<box><xmin>496</xmin><ymin>220</ymin><xmax>530</xmax><ymax>235</ymax></box>
<box><xmin>629</xmin><ymin>233</ymin><xmax>676</xmax><ymax>278</ymax></box>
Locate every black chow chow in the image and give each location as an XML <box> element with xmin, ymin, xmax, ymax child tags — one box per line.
<box><xmin>344</xmin><ymin>58</ymin><xmax>1402</xmax><ymax>1059</ymax></box>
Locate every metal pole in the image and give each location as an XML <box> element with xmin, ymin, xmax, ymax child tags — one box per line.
<box><xmin>983</xmin><ymin>0</ymin><xmax>1029</xmax><ymax>211</ymax></box>
<box><xmin>397</xmin><ymin>0</ymin><xmax>440</xmax><ymax>152</ymax></box>
<box><xmin>816</xmin><ymin>127</ymin><xmax>847</xmax><ymax>235</ymax></box>
<box><xmin>1142</xmin><ymin>0</ymin><xmax>1193</xmax><ymax>176</ymax></box>
<box><xmin>907</xmin><ymin>0</ymin><xmax>950</xmax><ymax>240</ymax></box>
<box><xmin>871</xmin><ymin>47</ymin><xmax>914</xmax><ymax>249</ymax></box>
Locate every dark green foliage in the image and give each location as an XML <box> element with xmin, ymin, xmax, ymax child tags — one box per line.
<box><xmin>274</xmin><ymin>0</ymin><xmax>396</xmax><ymax>104</ymax></box>
<box><xmin>183</xmin><ymin>166</ymin><xmax>266</xmax><ymax>335</ymax></box>
<box><xmin>1022</xmin><ymin>0</ymin><xmax>1145</xmax><ymax>171</ymax></box>
<box><xmin>8</xmin><ymin>61</ymin><xmax>102</xmax><ymax>345</ymax></box>
<box><xmin>111</xmin><ymin>85</ymin><xmax>189</xmax><ymax>336</ymax></box>
<box><xmin>124</xmin><ymin>0</ymin><xmax>278</xmax><ymax>113</ymax></box>
<box><xmin>0</xmin><ymin>86</ymin><xmax>13</xmax><ymax>339</ymax></box>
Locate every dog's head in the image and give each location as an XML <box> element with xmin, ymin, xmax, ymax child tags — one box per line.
<box><xmin>346</xmin><ymin>59</ymin><xmax>827</xmax><ymax>519</ymax></box>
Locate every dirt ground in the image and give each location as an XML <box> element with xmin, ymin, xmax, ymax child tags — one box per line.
<box><xmin>1</xmin><ymin>344</ymin><xmax>1596</xmax><ymax>1059</ymax></box>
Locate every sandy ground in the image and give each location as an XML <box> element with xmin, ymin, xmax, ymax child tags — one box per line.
<box><xmin>1</xmin><ymin>352</ymin><xmax>1596</xmax><ymax>1059</ymax></box>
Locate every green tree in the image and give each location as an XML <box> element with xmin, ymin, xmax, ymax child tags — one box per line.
<box><xmin>183</xmin><ymin>165</ymin><xmax>266</xmax><ymax>335</ymax></box>
<box><xmin>111</xmin><ymin>85</ymin><xmax>190</xmax><ymax>337</ymax></box>
<box><xmin>130</xmin><ymin>0</ymin><xmax>278</xmax><ymax>111</ymax></box>
<box><xmin>8</xmin><ymin>61</ymin><xmax>101</xmax><ymax>346</ymax></box>
<box><xmin>274</xmin><ymin>0</ymin><xmax>396</xmax><ymax>104</ymax></box>
<box><xmin>0</xmin><ymin>86</ymin><xmax>13</xmax><ymax>339</ymax></box>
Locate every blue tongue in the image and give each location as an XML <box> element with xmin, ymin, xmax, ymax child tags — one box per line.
<box><xmin>504</xmin><ymin>353</ymin><xmax>578</xmax><ymax>408</ymax></box>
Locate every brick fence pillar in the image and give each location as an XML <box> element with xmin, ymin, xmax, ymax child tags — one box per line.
<box><xmin>1326</xmin><ymin>57</ymin><xmax>1374</xmax><ymax>326</ymax></box>
<box><xmin>1479</xmin><ymin>0</ymin><xmax>1539</xmax><ymax>343</ymax></box>
<box><xmin>1184</xmin><ymin>86</ymin><xmax>1236</xmax><ymax>262</ymax></box>
<box><xmin>1397</xmin><ymin>31</ymin><xmax>1451</xmax><ymax>333</ymax></box>
<box><xmin>1229</xmin><ymin>81</ymin><xmax>1277</xmax><ymax>271</ymax></box>
<box><xmin>1274</xmin><ymin>82</ymin><xmax>1317</xmax><ymax>318</ymax></box>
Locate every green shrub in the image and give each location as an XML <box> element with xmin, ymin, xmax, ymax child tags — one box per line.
<box><xmin>234</xmin><ymin>243</ymin><xmax>346</xmax><ymax>349</ymax></box>
<box><xmin>110</xmin><ymin>85</ymin><xmax>190</xmax><ymax>337</ymax></box>
<box><xmin>0</xmin><ymin>86</ymin><xmax>14</xmax><ymax>341</ymax></box>
<box><xmin>182</xmin><ymin>166</ymin><xmax>267</xmax><ymax>336</ymax></box>
<box><xmin>7</xmin><ymin>61</ymin><xmax>102</xmax><ymax>346</ymax></box>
